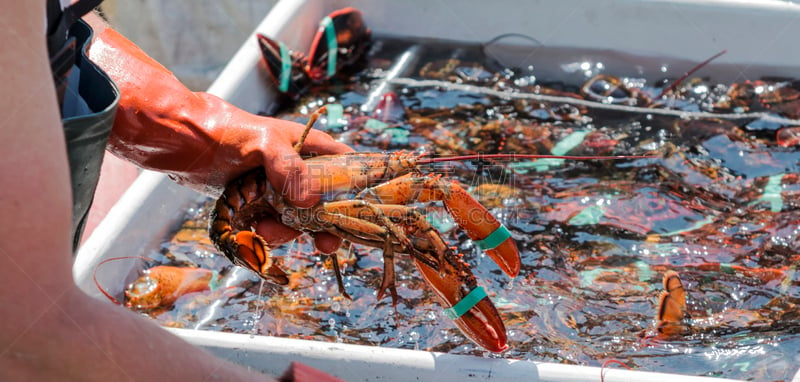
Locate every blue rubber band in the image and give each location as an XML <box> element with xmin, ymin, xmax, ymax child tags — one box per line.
<box><xmin>320</xmin><ymin>16</ymin><xmax>338</xmax><ymax>78</ymax></box>
<box><xmin>208</xmin><ymin>270</ymin><xmax>221</xmax><ymax>291</ymax></box>
<box><xmin>278</xmin><ymin>41</ymin><xmax>291</xmax><ymax>93</ymax></box>
<box><xmin>475</xmin><ymin>225</ymin><xmax>511</xmax><ymax>251</ymax></box>
<box><xmin>444</xmin><ymin>286</ymin><xmax>487</xmax><ymax>320</ymax></box>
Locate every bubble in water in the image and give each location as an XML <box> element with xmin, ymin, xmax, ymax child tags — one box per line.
<box><xmin>332</xmin><ymin>301</ymin><xmax>342</xmax><ymax>313</ymax></box>
<box><xmin>506</xmin><ymin>277</ymin><xmax>515</xmax><ymax>290</ymax></box>
<box><xmin>409</xmin><ymin>331</ymin><xmax>420</xmax><ymax>351</ymax></box>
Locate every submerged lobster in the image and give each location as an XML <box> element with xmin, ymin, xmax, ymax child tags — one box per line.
<box><xmin>209</xmin><ymin>108</ymin><xmax>520</xmax><ymax>353</ymax></box>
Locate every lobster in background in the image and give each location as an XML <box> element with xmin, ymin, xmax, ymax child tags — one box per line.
<box><xmin>256</xmin><ymin>7</ymin><xmax>372</xmax><ymax>102</ymax></box>
<box><xmin>652</xmin><ymin>267</ymin><xmax>795</xmax><ymax>339</ymax></box>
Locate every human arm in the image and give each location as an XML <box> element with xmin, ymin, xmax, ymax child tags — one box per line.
<box><xmin>83</xmin><ymin>12</ymin><xmax>352</xmax><ymax>251</ymax></box>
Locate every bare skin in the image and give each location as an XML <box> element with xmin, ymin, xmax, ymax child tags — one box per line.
<box><xmin>0</xmin><ymin>2</ymin><xmax>343</xmax><ymax>380</ymax></box>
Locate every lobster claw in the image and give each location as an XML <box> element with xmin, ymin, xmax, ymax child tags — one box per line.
<box><xmin>222</xmin><ymin>230</ymin><xmax>289</xmax><ymax>286</ymax></box>
<box><xmin>656</xmin><ymin>270</ymin><xmax>690</xmax><ymax>336</ymax></box>
<box><xmin>306</xmin><ymin>7</ymin><xmax>371</xmax><ymax>82</ymax></box>
<box><xmin>256</xmin><ymin>34</ymin><xmax>311</xmax><ymax>99</ymax></box>
<box><xmin>413</xmin><ymin>256</ymin><xmax>508</xmax><ymax>353</ymax></box>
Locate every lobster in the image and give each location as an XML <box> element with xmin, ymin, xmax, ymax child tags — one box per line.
<box><xmin>124</xmin><ymin>266</ymin><xmax>220</xmax><ymax>311</ymax></box>
<box><xmin>209</xmin><ymin>107</ymin><xmax>522</xmax><ymax>352</ymax></box>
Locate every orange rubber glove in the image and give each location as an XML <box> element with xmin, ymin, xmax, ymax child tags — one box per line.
<box><xmin>87</xmin><ymin>22</ymin><xmax>352</xmax><ymax>252</ymax></box>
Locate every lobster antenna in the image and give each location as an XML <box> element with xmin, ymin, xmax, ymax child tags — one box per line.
<box><xmin>294</xmin><ymin>105</ymin><xmax>328</xmax><ymax>153</ymax></box>
<box><xmin>417</xmin><ymin>153</ymin><xmax>657</xmax><ymax>165</ymax></box>
<box><xmin>651</xmin><ymin>49</ymin><xmax>727</xmax><ymax>103</ymax></box>
<box><xmin>93</xmin><ymin>256</ymin><xmax>155</xmax><ymax>306</ymax></box>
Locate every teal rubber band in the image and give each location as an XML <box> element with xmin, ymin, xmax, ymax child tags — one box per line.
<box><xmin>364</xmin><ymin>118</ymin><xmax>389</xmax><ymax>133</ymax></box>
<box><xmin>278</xmin><ymin>41</ymin><xmax>291</xmax><ymax>93</ymax></box>
<box><xmin>475</xmin><ymin>225</ymin><xmax>511</xmax><ymax>251</ymax></box>
<box><xmin>444</xmin><ymin>286</ymin><xmax>487</xmax><ymax>320</ymax></box>
<box><xmin>326</xmin><ymin>103</ymin><xmax>344</xmax><ymax>128</ymax></box>
<box><xmin>757</xmin><ymin>173</ymin><xmax>784</xmax><ymax>212</ymax></box>
<box><xmin>208</xmin><ymin>270</ymin><xmax>221</xmax><ymax>291</ymax></box>
<box><xmin>520</xmin><ymin>130</ymin><xmax>589</xmax><ymax>171</ymax></box>
<box><xmin>551</xmin><ymin>130</ymin><xmax>590</xmax><ymax>156</ymax></box>
<box><xmin>720</xmin><ymin>263</ymin><xmax>735</xmax><ymax>274</ymax></box>
<box><xmin>568</xmin><ymin>203</ymin><xmax>607</xmax><ymax>226</ymax></box>
<box><xmin>321</xmin><ymin>16</ymin><xmax>338</xmax><ymax>78</ymax></box>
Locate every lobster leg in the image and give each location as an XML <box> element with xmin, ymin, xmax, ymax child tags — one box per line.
<box><xmin>315</xmin><ymin>210</ymin><xmax>403</xmax><ymax>304</ymax></box>
<box><xmin>358</xmin><ymin>174</ymin><xmax>521</xmax><ymax>277</ymax></box>
<box><xmin>319</xmin><ymin>200</ymin><xmax>413</xmax><ymax>250</ymax></box>
<box><xmin>318</xmin><ymin>201</ymin><xmax>459</xmax><ymax>305</ymax></box>
<box><xmin>328</xmin><ymin>249</ymin><xmax>352</xmax><ymax>300</ymax></box>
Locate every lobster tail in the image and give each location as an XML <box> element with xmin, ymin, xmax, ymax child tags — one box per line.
<box><xmin>209</xmin><ymin>171</ymin><xmax>289</xmax><ymax>285</ymax></box>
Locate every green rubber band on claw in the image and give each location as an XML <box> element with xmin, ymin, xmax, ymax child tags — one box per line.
<box><xmin>720</xmin><ymin>263</ymin><xmax>735</xmax><ymax>274</ymax></box>
<box><xmin>475</xmin><ymin>225</ymin><xmax>511</xmax><ymax>251</ymax></box>
<box><xmin>321</xmin><ymin>16</ymin><xmax>338</xmax><ymax>78</ymax></box>
<box><xmin>444</xmin><ymin>286</ymin><xmax>487</xmax><ymax>320</ymax></box>
<box><xmin>208</xmin><ymin>270</ymin><xmax>221</xmax><ymax>291</ymax></box>
<box><xmin>278</xmin><ymin>41</ymin><xmax>291</xmax><ymax>93</ymax></box>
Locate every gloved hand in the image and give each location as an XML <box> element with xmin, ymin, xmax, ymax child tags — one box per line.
<box><xmin>87</xmin><ymin>21</ymin><xmax>352</xmax><ymax>253</ymax></box>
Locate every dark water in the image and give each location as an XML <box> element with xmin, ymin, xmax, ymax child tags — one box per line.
<box><xmin>131</xmin><ymin>37</ymin><xmax>800</xmax><ymax>381</ymax></box>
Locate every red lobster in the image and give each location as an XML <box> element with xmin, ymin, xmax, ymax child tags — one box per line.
<box><xmin>210</xmin><ymin>107</ymin><xmax>520</xmax><ymax>352</ymax></box>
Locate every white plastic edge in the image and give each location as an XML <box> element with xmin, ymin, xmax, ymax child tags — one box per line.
<box><xmin>170</xmin><ymin>328</ymin><xmax>744</xmax><ymax>382</ymax></box>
